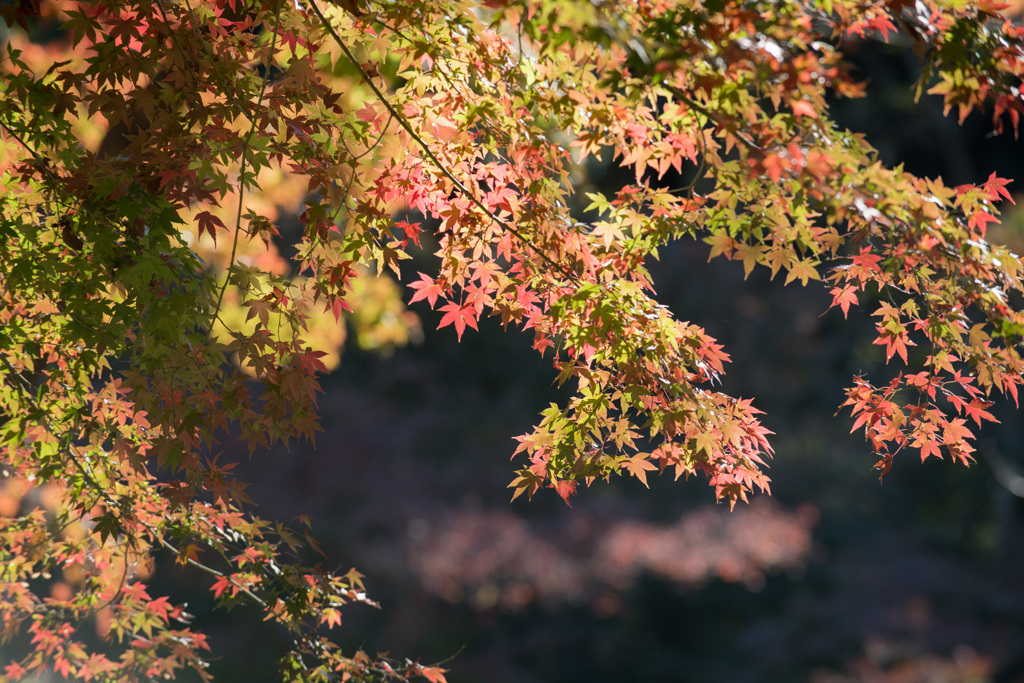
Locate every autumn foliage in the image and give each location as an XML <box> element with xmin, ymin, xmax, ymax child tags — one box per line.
<box><xmin>2</xmin><ymin>0</ymin><xmax>1024</xmax><ymax>680</ymax></box>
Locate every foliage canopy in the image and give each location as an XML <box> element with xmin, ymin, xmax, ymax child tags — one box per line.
<box><xmin>2</xmin><ymin>0</ymin><xmax>1024</xmax><ymax>679</ymax></box>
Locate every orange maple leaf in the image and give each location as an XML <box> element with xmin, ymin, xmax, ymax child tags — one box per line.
<box><xmin>791</xmin><ymin>99</ymin><xmax>818</xmax><ymax>118</ymax></box>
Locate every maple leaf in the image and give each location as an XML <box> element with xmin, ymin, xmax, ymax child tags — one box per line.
<box><xmin>408</xmin><ymin>272</ymin><xmax>444</xmax><ymax>308</ymax></box>
<box><xmin>320</xmin><ymin>608</ymin><xmax>342</xmax><ymax>629</ymax></box>
<box><xmin>735</xmin><ymin>242</ymin><xmax>766</xmax><ymax>278</ymax></box>
<box><xmin>967</xmin><ymin>208</ymin><xmax>999</xmax><ymax>234</ymax></box>
<box><xmin>965</xmin><ymin>399</ymin><xmax>997</xmax><ymax>427</ymax></box>
<box><xmin>591</xmin><ymin>221</ymin><xmax>625</xmax><ymax>248</ymax></box>
<box><xmin>437</xmin><ymin>301</ymin><xmax>479</xmax><ymax>341</ymax></box>
<box><xmin>983</xmin><ymin>172</ymin><xmax>1014</xmax><ymax>204</ymax></box>
<box><xmin>533</xmin><ymin>333</ymin><xmax>554</xmax><ymax>355</ymax></box>
<box><xmin>53</xmin><ymin>655</ymin><xmax>71</xmax><ymax>678</ymax></box>
<box><xmin>784</xmin><ymin>258</ymin><xmax>821</xmax><ymax>286</ymax></box>
<box><xmin>874</xmin><ymin>329</ymin><xmax>915</xmax><ymax>364</ymax></box>
<box><xmin>245</xmin><ymin>299</ymin><xmax>274</xmax><ymax>328</ymax></box>
<box><xmin>331</xmin><ymin>296</ymin><xmax>351</xmax><ymax>323</ymax></box>
<box><xmin>942</xmin><ymin>417</ymin><xmax>974</xmax><ymax>447</ymax></box>
<box><xmin>705</xmin><ymin>231</ymin><xmax>734</xmax><ymax>260</ymax></box>
<box><xmin>297</xmin><ymin>348</ymin><xmax>329</xmax><ymax>375</ymax></box>
<box><xmin>509</xmin><ymin>469</ymin><xmax>544</xmax><ymax>501</ymax></box>
<box><xmin>762</xmin><ymin>154</ymin><xmax>785</xmax><ymax>182</ymax></box>
<box><xmin>791</xmin><ymin>99</ymin><xmax>818</xmax><ymax>118</ymax></box>
<box><xmin>175</xmin><ymin>543</ymin><xmax>201</xmax><ymax>566</ymax></box>
<box><xmin>3</xmin><ymin>662</ymin><xmax>26</xmax><ymax>681</ymax></box>
<box><xmin>195</xmin><ymin>210</ymin><xmax>226</xmax><ymax>245</ymax></box>
<box><xmin>830</xmin><ymin>285</ymin><xmax>859</xmax><ymax>318</ymax></box>
<box><xmin>918</xmin><ymin>437</ymin><xmax>942</xmax><ymax>462</ymax></box>
<box><xmin>93</xmin><ymin>512</ymin><xmax>123</xmax><ymax>545</ymax></box>
<box><xmin>622</xmin><ymin>453</ymin><xmax>657</xmax><ymax>488</ymax></box>
<box><xmin>210</xmin><ymin>576</ymin><xmax>233</xmax><ymax>599</ymax></box>
<box><xmin>419</xmin><ymin>666</ymin><xmax>448</xmax><ymax>683</ymax></box>
<box><xmin>551</xmin><ymin>479</ymin><xmax>577</xmax><ymax>505</ymax></box>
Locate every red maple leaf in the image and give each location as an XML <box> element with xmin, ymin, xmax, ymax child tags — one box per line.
<box><xmin>983</xmin><ymin>172</ymin><xmax>1014</xmax><ymax>204</ymax></box>
<box><xmin>830</xmin><ymin>285</ymin><xmax>859</xmax><ymax>318</ymax></box>
<box><xmin>551</xmin><ymin>479</ymin><xmax>576</xmax><ymax>506</ymax></box>
<box><xmin>965</xmin><ymin>399</ymin><xmax>997</xmax><ymax>426</ymax></box>
<box><xmin>874</xmin><ymin>329</ymin><xmax>914</xmax><ymax>364</ymax></box>
<box><xmin>195</xmin><ymin>210</ymin><xmax>226</xmax><ymax>245</ymax></box>
<box><xmin>297</xmin><ymin>348</ymin><xmax>328</xmax><ymax>375</ymax></box>
<box><xmin>437</xmin><ymin>301</ymin><xmax>479</xmax><ymax>341</ymax></box>
<box><xmin>968</xmin><ymin>208</ymin><xmax>998</xmax><ymax>234</ymax></box>
<box><xmin>408</xmin><ymin>272</ymin><xmax>444</xmax><ymax>308</ymax></box>
<box><xmin>210</xmin><ymin>576</ymin><xmax>233</xmax><ymax>599</ymax></box>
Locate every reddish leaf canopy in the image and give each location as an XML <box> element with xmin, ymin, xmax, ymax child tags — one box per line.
<box><xmin>2</xmin><ymin>0</ymin><xmax>1024</xmax><ymax>680</ymax></box>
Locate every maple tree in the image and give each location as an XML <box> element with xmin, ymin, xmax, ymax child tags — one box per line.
<box><xmin>1</xmin><ymin>0</ymin><xmax>1024</xmax><ymax>680</ymax></box>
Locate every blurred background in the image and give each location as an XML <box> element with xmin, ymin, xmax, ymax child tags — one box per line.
<box><xmin>8</xmin><ymin>24</ymin><xmax>1024</xmax><ymax>683</ymax></box>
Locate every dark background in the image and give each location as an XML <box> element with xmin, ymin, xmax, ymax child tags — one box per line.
<box><xmin>143</xmin><ymin>38</ymin><xmax>1024</xmax><ymax>683</ymax></box>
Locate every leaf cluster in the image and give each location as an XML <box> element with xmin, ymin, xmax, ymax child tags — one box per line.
<box><xmin>2</xmin><ymin>0</ymin><xmax>1024</xmax><ymax>679</ymax></box>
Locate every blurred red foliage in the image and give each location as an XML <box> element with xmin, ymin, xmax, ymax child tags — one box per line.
<box><xmin>407</xmin><ymin>499</ymin><xmax>818</xmax><ymax>613</ymax></box>
<box><xmin>812</xmin><ymin>643</ymin><xmax>992</xmax><ymax>683</ymax></box>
